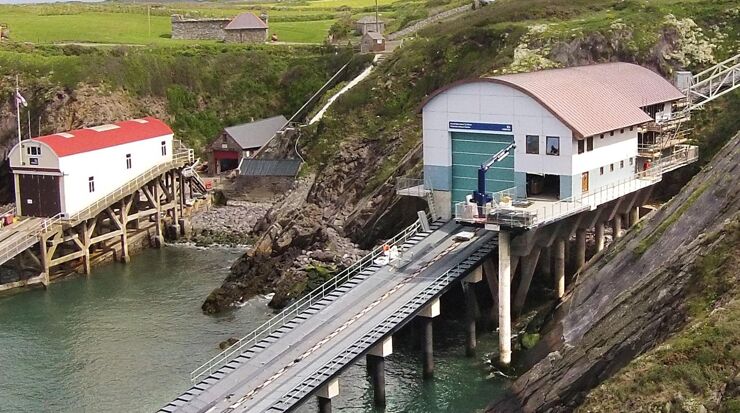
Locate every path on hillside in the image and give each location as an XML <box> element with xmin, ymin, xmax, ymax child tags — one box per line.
<box><xmin>388</xmin><ymin>3</ymin><xmax>473</xmax><ymax>40</ymax></box>
<box><xmin>308</xmin><ymin>54</ymin><xmax>380</xmax><ymax>125</ymax></box>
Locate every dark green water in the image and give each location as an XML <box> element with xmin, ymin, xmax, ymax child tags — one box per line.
<box><xmin>0</xmin><ymin>246</ymin><xmax>506</xmax><ymax>413</ymax></box>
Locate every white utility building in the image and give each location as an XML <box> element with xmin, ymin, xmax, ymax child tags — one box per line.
<box><xmin>9</xmin><ymin>117</ymin><xmax>174</xmax><ymax>218</ymax></box>
<box><xmin>419</xmin><ymin>62</ymin><xmax>686</xmax><ymax>218</ymax></box>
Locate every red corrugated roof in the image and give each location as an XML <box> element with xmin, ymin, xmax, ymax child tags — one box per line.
<box><xmin>32</xmin><ymin>117</ymin><xmax>173</xmax><ymax>158</ymax></box>
<box><xmin>422</xmin><ymin>63</ymin><xmax>686</xmax><ymax>138</ymax></box>
<box><xmin>225</xmin><ymin>12</ymin><xmax>268</xmax><ymax>30</ymax></box>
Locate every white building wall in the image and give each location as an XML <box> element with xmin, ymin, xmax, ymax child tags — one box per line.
<box><xmin>572</xmin><ymin>128</ymin><xmax>638</xmax><ymax>175</ymax></box>
<box><xmin>422</xmin><ymin>81</ymin><xmax>575</xmax><ymax>183</ymax></box>
<box><xmin>59</xmin><ymin>135</ymin><xmax>173</xmax><ymax>216</ymax></box>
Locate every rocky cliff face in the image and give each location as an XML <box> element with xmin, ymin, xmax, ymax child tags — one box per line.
<box><xmin>488</xmin><ymin>133</ymin><xmax>740</xmax><ymax>412</ymax></box>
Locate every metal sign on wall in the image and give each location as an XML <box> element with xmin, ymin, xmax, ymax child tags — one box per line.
<box><xmin>448</xmin><ymin>121</ymin><xmax>513</xmax><ymax>133</ymax></box>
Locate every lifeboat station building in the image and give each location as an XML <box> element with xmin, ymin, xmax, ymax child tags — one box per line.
<box><xmin>417</xmin><ymin>63</ymin><xmax>694</xmax><ymax>224</ymax></box>
<box><xmin>9</xmin><ymin>117</ymin><xmax>174</xmax><ymax>218</ymax></box>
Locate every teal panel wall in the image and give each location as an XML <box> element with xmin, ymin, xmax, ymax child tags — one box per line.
<box><xmin>451</xmin><ymin>132</ymin><xmax>515</xmax><ymax>203</ymax></box>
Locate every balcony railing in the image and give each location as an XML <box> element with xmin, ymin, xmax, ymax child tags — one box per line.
<box><xmin>454</xmin><ymin>147</ymin><xmax>698</xmax><ymax>229</ymax></box>
<box><xmin>396</xmin><ymin>177</ymin><xmax>429</xmax><ymax>198</ymax></box>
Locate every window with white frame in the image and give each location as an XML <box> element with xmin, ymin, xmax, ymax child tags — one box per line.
<box><xmin>126</xmin><ymin>154</ymin><xmax>132</xmax><ymax>169</ymax></box>
<box><xmin>526</xmin><ymin>135</ymin><xmax>539</xmax><ymax>154</ymax></box>
<box><xmin>546</xmin><ymin>136</ymin><xmax>560</xmax><ymax>156</ymax></box>
<box><xmin>88</xmin><ymin>176</ymin><xmax>95</xmax><ymax>193</ymax></box>
<box><xmin>161</xmin><ymin>141</ymin><xmax>167</xmax><ymax>156</ymax></box>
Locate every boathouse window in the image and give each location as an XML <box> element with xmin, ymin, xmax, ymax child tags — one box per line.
<box><xmin>526</xmin><ymin>135</ymin><xmax>539</xmax><ymax>154</ymax></box>
<box><xmin>88</xmin><ymin>176</ymin><xmax>95</xmax><ymax>193</ymax></box>
<box><xmin>621</xmin><ymin>160</ymin><xmax>625</xmax><ymax>169</ymax></box>
<box><xmin>161</xmin><ymin>141</ymin><xmax>167</xmax><ymax>156</ymax></box>
<box><xmin>610</xmin><ymin>164</ymin><xmax>615</xmax><ymax>172</ymax></box>
<box><xmin>126</xmin><ymin>154</ymin><xmax>132</xmax><ymax>169</ymax></box>
<box><xmin>27</xmin><ymin>146</ymin><xmax>42</xmax><ymax>156</ymax></box>
<box><xmin>546</xmin><ymin>136</ymin><xmax>560</xmax><ymax>156</ymax></box>
<box><xmin>600</xmin><ymin>166</ymin><xmax>604</xmax><ymax>175</ymax></box>
<box><xmin>587</xmin><ymin>136</ymin><xmax>594</xmax><ymax>151</ymax></box>
<box><xmin>577</xmin><ymin>139</ymin><xmax>585</xmax><ymax>154</ymax></box>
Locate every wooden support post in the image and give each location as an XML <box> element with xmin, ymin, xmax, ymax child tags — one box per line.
<box><xmin>612</xmin><ymin>215</ymin><xmax>623</xmax><ymax>239</ymax></box>
<box><xmin>498</xmin><ymin>230</ymin><xmax>512</xmax><ymax>366</ymax></box>
<box><xmin>38</xmin><ymin>235</ymin><xmax>51</xmax><ymax>286</ymax></box>
<box><xmin>513</xmin><ymin>247</ymin><xmax>541</xmax><ymax>315</ymax></box>
<box><xmin>595</xmin><ymin>222</ymin><xmax>605</xmax><ymax>252</ymax></box>
<box><xmin>153</xmin><ymin>183</ymin><xmax>163</xmax><ymax>248</ymax></box>
<box><xmin>81</xmin><ymin>220</ymin><xmax>91</xmax><ymax>275</ymax></box>
<box><xmin>575</xmin><ymin>229</ymin><xmax>586</xmax><ymax>270</ymax></box>
<box><xmin>120</xmin><ymin>198</ymin><xmax>130</xmax><ymax>263</ymax></box>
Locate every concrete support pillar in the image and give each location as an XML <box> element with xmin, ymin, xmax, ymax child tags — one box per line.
<box><xmin>317</xmin><ymin>378</ymin><xmax>339</xmax><ymax>413</ymax></box>
<box><xmin>595</xmin><ymin>222</ymin><xmax>605</xmax><ymax>252</ymax></box>
<box><xmin>498</xmin><ymin>230</ymin><xmax>512</xmax><ymax>366</ymax></box>
<box><xmin>513</xmin><ymin>247</ymin><xmax>541</xmax><ymax>315</ymax></box>
<box><xmin>482</xmin><ymin>258</ymin><xmax>498</xmax><ymax>328</ymax></box>
<box><xmin>612</xmin><ymin>215</ymin><xmax>623</xmax><ymax>239</ymax></box>
<box><xmin>575</xmin><ymin>229</ymin><xmax>586</xmax><ymax>270</ymax></box>
<box><xmin>463</xmin><ymin>282</ymin><xmax>478</xmax><ymax>356</ymax></box>
<box><xmin>629</xmin><ymin>207</ymin><xmax>640</xmax><ymax>227</ymax></box>
<box><xmin>419</xmin><ymin>298</ymin><xmax>439</xmax><ymax>379</ymax></box>
<box><xmin>367</xmin><ymin>337</ymin><xmax>392</xmax><ymax>407</ymax></box>
<box><xmin>554</xmin><ymin>239</ymin><xmax>565</xmax><ymax>299</ymax></box>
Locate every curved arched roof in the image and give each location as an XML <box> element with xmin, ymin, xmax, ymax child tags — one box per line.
<box><xmin>31</xmin><ymin>117</ymin><xmax>173</xmax><ymax>158</ymax></box>
<box><xmin>422</xmin><ymin>63</ymin><xmax>685</xmax><ymax>138</ymax></box>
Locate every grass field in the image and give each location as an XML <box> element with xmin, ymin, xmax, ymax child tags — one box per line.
<box><xmin>0</xmin><ymin>0</ymin><xmax>466</xmax><ymax>45</ymax></box>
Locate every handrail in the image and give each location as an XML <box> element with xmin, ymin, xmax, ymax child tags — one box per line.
<box><xmin>0</xmin><ymin>212</ymin><xmax>63</xmax><ymax>267</ymax></box>
<box><xmin>190</xmin><ymin>215</ymin><xmax>432</xmax><ymax>382</ymax></box>
<box><xmin>692</xmin><ymin>53</ymin><xmax>740</xmax><ymax>82</ymax></box>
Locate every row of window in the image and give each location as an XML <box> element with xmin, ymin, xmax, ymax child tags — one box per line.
<box><xmin>525</xmin><ymin>135</ymin><xmax>560</xmax><ymax>156</ymax></box>
<box><xmin>599</xmin><ymin>157</ymin><xmax>634</xmax><ymax>175</ymax></box>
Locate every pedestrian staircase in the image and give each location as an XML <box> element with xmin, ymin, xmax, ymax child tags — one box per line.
<box><xmin>0</xmin><ymin>214</ymin><xmax>60</xmax><ymax>268</ymax></box>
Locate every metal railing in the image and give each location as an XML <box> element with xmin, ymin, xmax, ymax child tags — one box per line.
<box><xmin>190</xmin><ymin>214</ymin><xmax>434</xmax><ymax>383</ymax></box>
<box><xmin>454</xmin><ymin>159</ymin><xmax>687</xmax><ymax>229</ymax></box>
<box><xmin>267</xmin><ymin>238</ymin><xmax>496</xmax><ymax>412</ymax></box>
<box><xmin>0</xmin><ymin>212</ymin><xmax>63</xmax><ymax>268</ymax></box>
<box><xmin>684</xmin><ymin>53</ymin><xmax>740</xmax><ymax>110</ymax></box>
<box><xmin>395</xmin><ymin>177</ymin><xmax>429</xmax><ymax>197</ymax></box>
<box><xmin>65</xmin><ymin>146</ymin><xmax>192</xmax><ymax>225</ymax></box>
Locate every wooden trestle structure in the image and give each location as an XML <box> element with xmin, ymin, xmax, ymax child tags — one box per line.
<box><xmin>0</xmin><ymin>145</ymin><xmax>207</xmax><ymax>292</ymax></box>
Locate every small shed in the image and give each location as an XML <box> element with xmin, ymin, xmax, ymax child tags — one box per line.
<box><xmin>8</xmin><ymin>118</ymin><xmax>174</xmax><ymax>218</ymax></box>
<box><xmin>207</xmin><ymin>115</ymin><xmax>287</xmax><ymax>175</ymax></box>
<box><xmin>224</xmin><ymin>12</ymin><xmax>268</xmax><ymax>43</ymax></box>
<box><xmin>361</xmin><ymin>31</ymin><xmax>385</xmax><ymax>53</ymax></box>
<box><xmin>355</xmin><ymin>15</ymin><xmax>384</xmax><ymax>35</ymax></box>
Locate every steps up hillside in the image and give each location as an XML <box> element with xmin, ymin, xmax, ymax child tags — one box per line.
<box><xmin>488</xmin><ymin>132</ymin><xmax>740</xmax><ymax>412</ymax></box>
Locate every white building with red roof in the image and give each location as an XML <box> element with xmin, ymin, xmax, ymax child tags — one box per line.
<box><xmin>9</xmin><ymin>117</ymin><xmax>174</xmax><ymax>217</ymax></box>
<box><xmin>418</xmin><ymin>62</ymin><xmax>689</xmax><ymax>219</ymax></box>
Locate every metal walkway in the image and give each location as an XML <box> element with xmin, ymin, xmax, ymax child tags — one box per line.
<box><xmin>160</xmin><ymin>221</ymin><xmax>497</xmax><ymax>413</ymax></box>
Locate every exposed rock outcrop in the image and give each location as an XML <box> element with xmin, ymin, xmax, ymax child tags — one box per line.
<box><xmin>488</xmin><ymin>134</ymin><xmax>740</xmax><ymax>412</ymax></box>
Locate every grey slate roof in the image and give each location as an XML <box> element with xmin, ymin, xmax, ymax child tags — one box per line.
<box><xmin>224</xmin><ymin>115</ymin><xmax>287</xmax><ymax>149</ymax></box>
<box><xmin>240</xmin><ymin>159</ymin><xmax>302</xmax><ymax>176</ymax></box>
<box><xmin>225</xmin><ymin>12</ymin><xmax>268</xmax><ymax>30</ymax></box>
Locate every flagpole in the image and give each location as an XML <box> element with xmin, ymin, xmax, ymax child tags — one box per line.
<box><xmin>15</xmin><ymin>75</ymin><xmax>22</xmax><ymax>145</ymax></box>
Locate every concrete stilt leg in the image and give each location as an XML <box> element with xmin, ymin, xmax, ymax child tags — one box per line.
<box><xmin>595</xmin><ymin>222</ymin><xmax>605</xmax><ymax>252</ymax></box>
<box><xmin>629</xmin><ymin>207</ymin><xmax>640</xmax><ymax>227</ymax></box>
<box><xmin>498</xmin><ymin>230</ymin><xmax>512</xmax><ymax>366</ymax></box>
<box><xmin>483</xmin><ymin>258</ymin><xmax>498</xmax><ymax>328</ymax></box>
<box><xmin>421</xmin><ymin>317</ymin><xmax>434</xmax><ymax>378</ymax></box>
<box><xmin>513</xmin><ymin>247</ymin><xmax>541</xmax><ymax>315</ymax></box>
<box><xmin>317</xmin><ymin>378</ymin><xmax>339</xmax><ymax>413</ymax></box>
<box><xmin>554</xmin><ymin>239</ymin><xmax>565</xmax><ymax>299</ymax></box>
<box><xmin>463</xmin><ymin>282</ymin><xmax>478</xmax><ymax>356</ymax></box>
<box><xmin>367</xmin><ymin>337</ymin><xmax>392</xmax><ymax>407</ymax></box>
<box><xmin>612</xmin><ymin>215</ymin><xmax>623</xmax><ymax>239</ymax></box>
<box><xmin>317</xmin><ymin>397</ymin><xmax>332</xmax><ymax>413</ymax></box>
<box><xmin>575</xmin><ymin>229</ymin><xmax>586</xmax><ymax>270</ymax></box>
<box><xmin>367</xmin><ymin>355</ymin><xmax>386</xmax><ymax>406</ymax></box>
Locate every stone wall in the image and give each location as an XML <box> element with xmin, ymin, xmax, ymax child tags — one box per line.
<box><xmin>171</xmin><ymin>15</ymin><xmax>230</xmax><ymax>40</ymax></box>
<box><xmin>224</xmin><ymin>28</ymin><xmax>268</xmax><ymax>44</ymax></box>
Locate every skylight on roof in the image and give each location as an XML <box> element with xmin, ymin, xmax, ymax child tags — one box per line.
<box><xmin>88</xmin><ymin>124</ymin><xmax>120</xmax><ymax>132</ymax></box>
<box><xmin>131</xmin><ymin>119</ymin><xmax>149</xmax><ymax>124</ymax></box>
<box><xmin>56</xmin><ymin>132</ymin><xmax>75</xmax><ymax>138</ymax></box>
